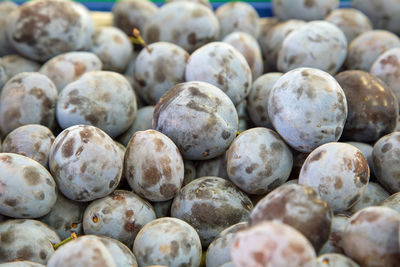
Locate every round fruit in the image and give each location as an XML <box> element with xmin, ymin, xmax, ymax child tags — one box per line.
<box><xmin>1</xmin><ymin>54</ymin><xmax>41</xmax><ymax>79</ymax></box>
<box><xmin>347</xmin><ymin>182</ymin><xmax>389</xmax><ymax>215</ymax></box>
<box><xmin>315</xmin><ymin>253</ymin><xmax>359</xmax><ymax>267</ymax></box>
<box><xmin>272</xmin><ymin>0</ymin><xmax>339</xmax><ymax>21</ymax></box>
<box><xmin>319</xmin><ymin>214</ymin><xmax>349</xmax><ymax>254</ymax></box>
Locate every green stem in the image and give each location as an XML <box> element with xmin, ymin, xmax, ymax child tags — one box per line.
<box><xmin>53</xmin><ymin>233</ymin><xmax>77</xmax><ymax>250</ymax></box>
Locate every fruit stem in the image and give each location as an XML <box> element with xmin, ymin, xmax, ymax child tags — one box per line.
<box><xmin>53</xmin><ymin>233</ymin><xmax>77</xmax><ymax>250</ymax></box>
<box><xmin>130</xmin><ymin>28</ymin><xmax>152</xmax><ymax>53</ymax></box>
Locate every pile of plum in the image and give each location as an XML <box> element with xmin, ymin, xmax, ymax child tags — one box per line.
<box><xmin>1</xmin><ymin>0</ymin><xmax>400</xmax><ymax>266</ymax></box>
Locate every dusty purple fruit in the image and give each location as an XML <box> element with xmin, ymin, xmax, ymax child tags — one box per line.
<box><xmin>97</xmin><ymin>236</ymin><xmax>138</xmax><ymax>267</ymax></box>
<box><xmin>268</xmin><ymin>68</ymin><xmax>347</xmax><ymax>153</ymax></box>
<box><xmin>0</xmin><ymin>219</ymin><xmax>61</xmax><ymax>264</ymax></box>
<box><xmin>134</xmin><ymin>42</ymin><xmax>189</xmax><ymax>104</ymax></box>
<box><xmin>319</xmin><ymin>215</ymin><xmax>349</xmax><ymax>255</ymax></box>
<box><xmin>247</xmin><ymin>72</ymin><xmax>283</xmax><ymax>128</ymax></box>
<box><xmin>83</xmin><ymin>190</ymin><xmax>156</xmax><ymax>247</ymax></box>
<box><xmin>185</xmin><ymin>42</ymin><xmax>252</xmax><ymax>105</ymax></box>
<box><xmin>249</xmin><ymin>184</ymin><xmax>332</xmax><ymax>252</ymax></box>
<box><xmin>299</xmin><ymin>142</ymin><xmax>369</xmax><ymax>213</ymax></box>
<box><xmin>153</xmin><ymin>81</ymin><xmax>238</xmax><ymax>160</ymax></box>
<box><xmin>277</xmin><ymin>21</ymin><xmax>347</xmax><ymax>75</ymax></box>
<box><xmin>0</xmin><ymin>153</ymin><xmax>57</xmax><ymax>218</ymax></box>
<box><xmin>39</xmin><ymin>52</ymin><xmax>102</xmax><ymax>92</ymax></box>
<box><xmin>226</xmin><ymin>127</ymin><xmax>293</xmax><ymax>194</ymax></box>
<box><xmin>345</xmin><ymin>30</ymin><xmax>400</xmax><ymax>71</ymax></box>
<box><xmin>133</xmin><ymin>217</ymin><xmax>202</xmax><ymax>267</ymax></box>
<box><xmin>195</xmin><ymin>153</ymin><xmax>229</xmax><ymax>181</ymax></box>
<box><xmin>223</xmin><ymin>32</ymin><xmax>263</xmax><ymax>80</ymax></box>
<box><xmin>0</xmin><ymin>261</ymin><xmax>45</xmax><ymax>267</ymax></box>
<box><xmin>315</xmin><ymin>253</ymin><xmax>359</xmax><ymax>267</ymax></box>
<box><xmin>273</xmin><ymin>0</ymin><xmax>339</xmax><ymax>21</ymax></box>
<box><xmin>0</xmin><ymin>1</ymin><xmax>18</xmax><ymax>57</ymax></box>
<box><xmin>324</xmin><ymin>8</ymin><xmax>373</xmax><ymax>43</ymax></box>
<box><xmin>0</xmin><ymin>72</ymin><xmax>57</xmax><ymax>136</ymax></box>
<box><xmin>346</xmin><ymin>142</ymin><xmax>374</xmax><ymax>178</ymax></box>
<box><xmin>231</xmin><ymin>221</ymin><xmax>316</xmax><ymax>267</ymax></box>
<box><xmin>2</xmin><ymin>54</ymin><xmax>41</xmax><ymax>79</ymax></box>
<box><xmin>56</xmin><ymin>71</ymin><xmax>137</xmax><ymax>138</ymax></box>
<box><xmin>348</xmin><ymin>182</ymin><xmax>390</xmax><ymax>215</ymax></box>
<box><xmin>124</xmin><ymin>129</ymin><xmax>184</xmax><ymax>201</ymax></box>
<box><xmin>151</xmin><ymin>199</ymin><xmax>173</xmax><ymax>218</ymax></box>
<box><xmin>49</xmin><ymin>125</ymin><xmax>122</xmax><ymax>202</ymax></box>
<box><xmin>144</xmin><ymin>2</ymin><xmax>219</xmax><ymax>53</ymax></box>
<box><xmin>335</xmin><ymin>70</ymin><xmax>398</xmax><ymax>142</ymax></box>
<box><xmin>343</xmin><ymin>206</ymin><xmax>400</xmax><ymax>267</ymax></box>
<box><xmin>171</xmin><ymin>176</ymin><xmax>253</xmax><ymax>246</ymax></box>
<box><xmin>183</xmin><ymin>160</ymin><xmax>197</xmax><ymax>186</ymax></box>
<box><xmin>166</xmin><ymin>0</ymin><xmax>212</xmax><ymax>9</ymax></box>
<box><xmin>2</xmin><ymin>124</ymin><xmax>55</xmax><ymax>168</ymax></box>
<box><xmin>372</xmin><ymin>132</ymin><xmax>400</xmax><ymax>193</ymax></box>
<box><xmin>382</xmin><ymin>192</ymin><xmax>400</xmax><ymax>213</ymax></box>
<box><xmin>39</xmin><ymin>193</ymin><xmax>87</xmax><ymax>240</ymax></box>
<box><xmin>206</xmin><ymin>222</ymin><xmax>248</xmax><ymax>267</ymax></box>
<box><xmin>112</xmin><ymin>0</ymin><xmax>158</xmax><ymax>36</ymax></box>
<box><xmin>6</xmin><ymin>0</ymin><xmax>94</xmax><ymax>62</ymax></box>
<box><xmin>90</xmin><ymin>27</ymin><xmax>133</xmax><ymax>73</ymax></box>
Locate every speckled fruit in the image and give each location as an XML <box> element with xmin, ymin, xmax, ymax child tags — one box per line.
<box><xmin>215</xmin><ymin>2</ymin><xmax>259</xmax><ymax>39</ymax></box>
<box><xmin>195</xmin><ymin>154</ymin><xmax>229</xmax><ymax>181</ymax></box>
<box><xmin>249</xmin><ymin>184</ymin><xmax>332</xmax><ymax>252</ymax></box>
<box><xmin>0</xmin><ymin>1</ymin><xmax>18</xmax><ymax>57</ymax></box>
<box><xmin>56</xmin><ymin>71</ymin><xmax>137</xmax><ymax>138</ymax></box>
<box><xmin>0</xmin><ymin>72</ymin><xmax>57</xmax><ymax>136</ymax></box>
<box><xmin>2</xmin><ymin>54</ymin><xmax>41</xmax><ymax>79</ymax></box>
<box><xmin>112</xmin><ymin>0</ymin><xmax>158</xmax><ymax>36</ymax></box>
<box><xmin>185</xmin><ymin>42</ymin><xmax>252</xmax><ymax>105</ymax></box>
<box><xmin>223</xmin><ymin>32</ymin><xmax>263</xmax><ymax>79</ymax></box>
<box><xmin>343</xmin><ymin>206</ymin><xmax>400</xmax><ymax>267</ymax></box>
<box><xmin>231</xmin><ymin>221</ymin><xmax>316</xmax><ymax>267</ymax></box>
<box><xmin>0</xmin><ymin>153</ymin><xmax>57</xmax><ymax>218</ymax></box>
<box><xmin>335</xmin><ymin>70</ymin><xmax>398</xmax><ymax>142</ymax></box>
<box><xmin>382</xmin><ymin>192</ymin><xmax>400</xmax><ymax>213</ymax></box>
<box><xmin>124</xmin><ymin>129</ymin><xmax>184</xmax><ymax>201</ymax></box>
<box><xmin>347</xmin><ymin>182</ymin><xmax>390</xmax><ymax>215</ymax></box>
<box><xmin>144</xmin><ymin>2</ymin><xmax>219</xmax><ymax>53</ymax></box>
<box><xmin>346</xmin><ymin>141</ymin><xmax>374</xmax><ymax>178</ymax></box>
<box><xmin>319</xmin><ymin>214</ymin><xmax>349</xmax><ymax>255</ymax></box>
<box><xmin>324</xmin><ymin>8</ymin><xmax>373</xmax><ymax>43</ymax></box>
<box><xmin>47</xmin><ymin>235</ymin><xmax>116</xmax><ymax>267</ymax></box>
<box><xmin>97</xmin><ymin>236</ymin><xmax>138</xmax><ymax>267</ymax></box>
<box><xmin>247</xmin><ymin>72</ymin><xmax>282</xmax><ymax>128</ymax></box>
<box><xmin>6</xmin><ymin>0</ymin><xmax>94</xmax><ymax>62</ymax></box>
<box><xmin>171</xmin><ymin>176</ymin><xmax>253</xmax><ymax>246</ymax></box>
<box><xmin>352</xmin><ymin>0</ymin><xmax>400</xmax><ymax>35</ymax></box>
<box><xmin>346</xmin><ymin>30</ymin><xmax>400</xmax><ymax>71</ymax></box>
<box><xmin>268</xmin><ymin>68</ymin><xmax>347</xmax><ymax>153</ymax></box>
<box><xmin>133</xmin><ymin>217</ymin><xmax>202</xmax><ymax>267</ymax></box>
<box><xmin>226</xmin><ymin>127</ymin><xmax>293</xmax><ymax>194</ymax></box>
<box><xmin>90</xmin><ymin>27</ymin><xmax>133</xmax><ymax>73</ymax></box>
<box><xmin>83</xmin><ymin>190</ymin><xmax>156</xmax><ymax>247</ymax></box>
<box><xmin>372</xmin><ymin>132</ymin><xmax>400</xmax><ymax>193</ymax></box>
<box><xmin>315</xmin><ymin>253</ymin><xmax>359</xmax><ymax>267</ymax></box>
<box><xmin>0</xmin><ymin>219</ymin><xmax>61</xmax><ymax>264</ymax></box>
<box><xmin>299</xmin><ymin>142</ymin><xmax>369</xmax><ymax>213</ymax></box>
<box><xmin>49</xmin><ymin>125</ymin><xmax>122</xmax><ymax>202</ymax></box>
<box><xmin>153</xmin><ymin>81</ymin><xmax>238</xmax><ymax>160</ymax></box>
<box><xmin>134</xmin><ymin>42</ymin><xmax>189</xmax><ymax>104</ymax></box>
<box><xmin>273</xmin><ymin>0</ymin><xmax>339</xmax><ymax>21</ymax></box>
<box><xmin>2</xmin><ymin>124</ymin><xmax>54</xmax><ymax>168</ymax></box>
<box><xmin>0</xmin><ymin>261</ymin><xmax>45</xmax><ymax>267</ymax></box>
<box><xmin>206</xmin><ymin>222</ymin><xmax>247</xmax><ymax>267</ymax></box>
<box><xmin>39</xmin><ymin>52</ymin><xmax>102</xmax><ymax>92</ymax></box>
<box><xmin>277</xmin><ymin>21</ymin><xmax>347</xmax><ymax>75</ymax></box>
<box><xmin>166</xmin><ymin>0</ymin><xmax>212</xmax><ymax>8</ymax></box>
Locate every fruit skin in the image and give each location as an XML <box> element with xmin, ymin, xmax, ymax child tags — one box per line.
<box><xmin>56</xmin><ymin>71</ymin><xmax>137</xmax><ymax>138</ymax></box>
<box><xmin>0</xmin><ymin>72</ymin><xmax>58</xmax><ymax>136</ymax></box>
<box><xmin>83</xmin><ymin>190</ymin><xmax>156</xmax><ymax>247</ymax></box>
<box><xmin>315</xmin><ymin>253</ymin><xmax>359</xmax><ymax>267</ymax></box>
<box><xmin>299</xmin><ymin>142</ymin><xmax>369</xmax><ymax>213</ymax></box>
<box><xmin>335</xmin><ymin>70</ymin><xmax>399</xmax><ymax>142</ymax></box>
<box><xmin>0</xmin><ymin>1</ymin><xmax>18</xmax><ymax>57</ymax></box>
<box><xmin>347</xmin><ymin>182</ymin><xmax>389</xmax><ymax>215</ymax></box>
<box><xmin>0</xmin><ymin>153</ymin><xmax>57</xmax><ymax>218</ymax></box>
<box><xmin>0</xmin><ymin>59</ymin><xmax>7</xmax><ymax>89</ymax></box>
<box><xmin>230</xmin><ymin>221</ymin><xmax>316</xmax><ymax>267</ymax></box>
<box><xmin>47</xmin><ymin>235</ymin><xmax>116</xmax><ymax>267</ymax></box>
<box><xmin>267</xmin><ymin>68</ymin><xmax>347</xmax><ymax>153</ymax></box>
<box><xmin>49</xmin><ymin>125</ymin><xmax>122</xmax><ymax>202</ymax></box>
<box><xmin>0</xmin><ymin>219</ymin><xmax>61</xmax><ymax>264</ymax></box>
<box><xmin>39</xmin><ymin>52</ymin><xmax>102</xmax><ymax>92</ymax></box>
<box><xmin>226</xmin><ymin>127</ymin><xmax>293</xmax><ymax>195</ymax></box>
<box><xmin>134</xmin><ymin>42</ymin><xmax>189</xmax><ymax>105</ymax></box>
<box><xmin>195</xmin><ymin>153</ymin><xmax>229</xmax><ymax>181</ymax></box>
<box><xmin>171</xmin><ymin>176</ymin><xmax>253</xmax><ymax>247</ymax></box>
<box><xmin>277</xmin><ymin>21</ymin><xmax>347</xmax><ymax>75</ymax></box>
<box><xmin>318</xmin><ymin>215</ymin><xmax>349</xmax><ymax>254</ymax></box>
<box><xmin>1</xmin><ymin>54</ymin><xmax>41</xmax><ymax>79</ymax></box>
<box><xmin>2</xmin><ymin>124</ymin><xmax>55</xmax><ymax>168</ymax></box>
<box><xmin>96</xmin><ymin>236</ymin><xmax>138</xmax><ymax>267</ymax></box>
<box><xmin>0</xmin><ymin>261</ymin><xmax>45</xmax><ymax>267</ymax></box>
<box><xmin>124</xmin><ymin>129</ymin><xmax>184</xmax><ymax>201</ymax></box>
<box><xmin>342</xmin><ymin>206</ymin><xmax>400</xmax><ymax>267</ymax></box>
<box><xmin>144</xmin><ymin>1</ymin><xmax>219</xmax><ymax>53</ymax></box>
<box><xmin>153</xmin><ymin>81</ymin><xmax>238</xmax><ymax>160</ymax></box>
<box><xmin>133</xmin><ymin>217</ymin><xmax>202</xmax><ymax>267</ymax></box>
<box><xmin>382</xmin><ymin>192</ymin><xmax>400</xmax><ymax>213</ymax></box>
<box><xmin>185</xmin><ymin>42</ymin><xmax>252</xmax><ymax>105</ymax></box>
<box><xmin>6</xmin><ymin>0</ymin><xmax>94</xmax><ymax>62</ymax></box>
<box><xmin>273</xmin><ymin>0</ymin><xmax>339</xmax><ymax>21</ymax></box>
<box><xmin>346</xmin><ymin>141</ymin><xmax>374</xmax><ymax>178</ymax></box>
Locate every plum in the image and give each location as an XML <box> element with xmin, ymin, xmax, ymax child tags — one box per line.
<box><xmin>382</xmin><ymin>192</ymin><xmax>400</xmax><ymax>213</ymax></box>
<box><xmin>272</xmin><ymin>0</ymin><xmax>339</xmax><ymax>21</ymax></box>
<box><xmin>347</xmin><ymin>182</ymin><xmax>389</xmax><ymax>215</ymax></box>
<box><xmin>166</xmin><ymin>0</ymin><xmax>212</xmax><ymax>9</ymax></box>
<box><xmin>0</xmin><ymin>1</ymin><xmax>18</xmax><ymax>57</ymax></box>
<box><xmin>1</xmin><ymin>55</ymin><xmax>41</xmax><ymax>79</ymax></box>
<box><xmin>195</xmin><ymin>154</ymin><xmax>229</xmax><ymax>181</ymax></box>
<box><xmin>0</xmin><ymin>59</ymin><xmax>7</xmax><ymax>89</ymax></box>
<box><xmin>346</xmin><ymin>141</ymin><xmax>374</xmax><ymax>178</ymax></box>
<box><xmin>315</xmin><ymin>253</ymin><xmax>359</xmax><ymax>267</ymax></box>
<box><xmin>0</xmin><ymin>261</ymin><xmax>45</xmax><ymax>267</ymax></box>
<box><xmin>97</xmin><ymin>236</ymin><xmax>138</xmax><ymax>267</ymax></box>
<box><xmin>319</xmin><ymin>215</ymin><xmax>349</xmax><ymax>254</ymax></box>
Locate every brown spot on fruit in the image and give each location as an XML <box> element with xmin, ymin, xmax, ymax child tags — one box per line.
<box><xmin>143</xmin><ymin>166</ymin><xmax>161</xmax><ymax>186</ymax></box>
<box><xmin>146</xmin><ymin>25</ymin><xmax>160</xmax><ymax>43</ymax></box>
<box><xmin>154</xmin><ymin>138</ymin><xmax>165</xmax><ymax>152</ymax></box>
<box><xmin>170</xmin><ymin>240</ymin><xmax>179</xmax><ymax>257</ymax></box>
<box><xmin>252</xmin><ymin>251</ymin><xmax>264</xmax><ymax>264</ymax></box>
<box><xmin>124</xmin><ymin>221</ymin><xmax>141</xmax><ymax>232</ymax></box>
<box><xmin>79</xmin><ymin>128</ymin><xmax>93</xmax><ymax>143</ymax></box>
<box><xmin>309</xmin><ymin>150</ymin><xmax>326</xmax><ymax>163</ymax></box>
<box><xmin>4</xmin><ymin>198</ymin><xmax>18</xmax><ymax>206</ymax></box>
<box><xmin>73</xmin><ymin>61</ymin><xmax>86</xmax><ymax>77</ymax></box>
<box><xmin>39</xmin><ymin>250</ymin><xmax>47</xmax><ymax>260</ymax></box>
<box><xmin>61</xmin><ymin>138</ymin><xmax>74</xmax><ymax>158</ymax></box>
<box><xmin>23</xmin><ymin>166</ymin><xmax>41</xmax><ymax>186</ymax></box>
<box><xmin>381</xmin><ymin>143</ymin><xmax>392</xmax><ymax>153</ymax></box>
<box><xmin>188</xmin><ymin>32</ymin><xmax>197</xmax><ymax>45</ymax></box>
<box><xmin>304</xmin><ymin>0</ymin><xmax>315</xmax><ymax>8</ymax></box>
<box><xmin>125</xmin><ymin>210</ymin><xmax>134</xmax><ymax>217</ymax></box>
<box><xmin>160</xmin><ymin>183</ymin><xmax>177</xmax><ymax>198</ymax></box>
<box><xmin>16</xmin><ymin>246</ymin><xmax>34</xmax><ymax>259</ymax></box>
<box><xmin>289</xmin><ymin>242</ymin><xmax>305</xmax><ymax>253</ymax></box>
<box><xmin>380</xmin><ymin>55</ymin><xmax>399</xmax><ymax>67</ymax></box>
<box><xmin>334</xmin><ymin>176</ymin><xmax>343</xmax><ymax>189</ymax></box>
<box><xmin>0</xmin><ymin>155</ymin><xmax>12</xmax><ymax>164</ymax></box>
<box><xmin>221</xmin><ymin>130</ymin><xmax>231</xmax><ymax>140</ymax></box>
